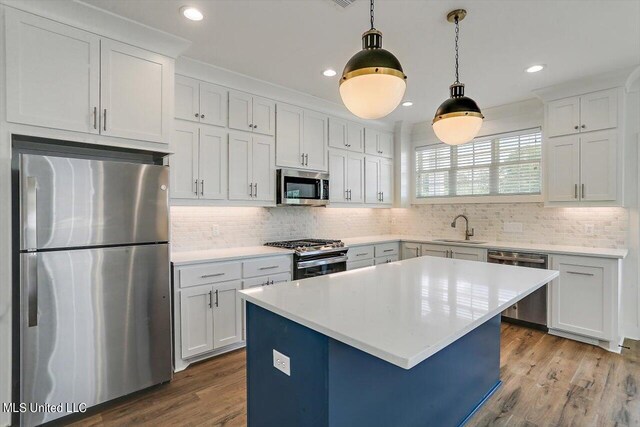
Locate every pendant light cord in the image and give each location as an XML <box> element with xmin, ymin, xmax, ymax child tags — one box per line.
<box><xmin>370</xmin><ymin>0</ymin><xmax>375</xmax><ymax>29</ymax></box>
<box><xmin>454</xmin><ymin>15</ymin><xmax>460</xmax><ymax>84</ymax></box>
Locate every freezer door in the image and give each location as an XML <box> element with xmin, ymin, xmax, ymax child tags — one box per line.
<box><xmin>20</xmin><ymin>244</ymin><xmax>172</xmax><ymax>426</ymax></box>
<box><xmin>20</xmin><ymin>154</ymin><xmax>169</xmax><ymax>250</ymax></box>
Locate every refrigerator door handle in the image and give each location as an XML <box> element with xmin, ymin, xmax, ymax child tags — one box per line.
<box><xmin>24</xmin><ymin>176</ymin><xmax>37</xmax><ymax>250</ymax></box>
<box><xmin>24</xmin><ymin>253</ymin><xmax>38</xmax><ymax>327</ymax></box>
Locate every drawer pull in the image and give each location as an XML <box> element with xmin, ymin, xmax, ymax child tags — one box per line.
<box><xmin>566</xmin><ymin>271</ymin><xmax>594</xmax><ymax>276</ymax></box>
<box><xmin>201</xmin><ymin>273</ymin><xmax>225</xmax><ymax>278</ymax></box>
<box><xmin>383</xmin><ymin>249</ymin><xmax>395</xmax><ymax>253</ymax></box>
<box><xmin>356</xmin><ymin>253</ymin><xmax>369</xmax><ymax>256</ymax></box>
<box><xmin>259</xmin><ymin>266</ymin><xmax>279</xmax><ymax>270</ymax></box>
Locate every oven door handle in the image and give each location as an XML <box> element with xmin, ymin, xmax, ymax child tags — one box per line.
<box><xmin>488</xmin><ymin>254</ymin><xmax>546</xmax><ymax>264</ymax></box>
<box><xmin>297</xmin><ymin>255</ymin><xmax>348</xmax><ymax>269</ymax></box>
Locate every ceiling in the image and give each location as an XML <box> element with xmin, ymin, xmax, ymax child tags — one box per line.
<box><xmin>82</xmin><ymin>0</ymin><xmax>640</xmax><ymax>124</ymax></box>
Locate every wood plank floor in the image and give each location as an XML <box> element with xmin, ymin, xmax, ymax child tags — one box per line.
<box><xmin>68</xmin><ymin>323</ymin><xmax>639</xmax><ymax>427</ymax></box>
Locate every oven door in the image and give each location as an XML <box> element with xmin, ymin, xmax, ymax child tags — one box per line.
<box><xmin>277</xmin><ymin>169</ymin><xmax>329</xmax><ymax>206</ymax></box>
<box><xmin>294</xmin><ymin>253</ymin><xmax>347</xmax><ymax>280</ymax></box>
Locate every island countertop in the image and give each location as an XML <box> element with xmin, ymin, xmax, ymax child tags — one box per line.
<box><xmin>240</xmin><ymin>256</ymin><xmax>559</xmax><ymax>369</ymax></box>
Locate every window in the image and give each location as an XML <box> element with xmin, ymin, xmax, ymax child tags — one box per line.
<box><xmin>415</xmin><ymin>128</ymin><xmax>542</xmax><ymax>199</ymax></box>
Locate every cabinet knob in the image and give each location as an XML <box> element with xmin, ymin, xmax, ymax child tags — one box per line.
<box><xmin>254</xmin><ymin>125</ymin><xmax>258</xmax><ymax>129</ymax></box>
<box><xmin>195</xmin><ymin>113</ymin><xmax>199</xmax><ymax>118</ymax></box>
<box><xmin>581</xmin><ymin>124</ymin><xmax>586</xmax><ymax>129</ymax></box>
<box><xmin>574</xmin><ymin>125</ymin><xmax>579</xmax><ymax>130</ymax></box>
<box><xmin>201</xmin><ymin>114</ymin><xmax>205</xmax><ymax>119</ymax></box>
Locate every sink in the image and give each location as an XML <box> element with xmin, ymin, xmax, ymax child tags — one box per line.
<box><xmin>433</xmin><ymin>239</ymin><xmax>487</xmax><ymax>245</ymax></box>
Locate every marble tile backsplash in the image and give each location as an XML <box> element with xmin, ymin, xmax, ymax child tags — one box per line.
<box><xmin>171</xmin><ymin>203</ymin><xmax>628</xmax><ymax>251</ymax></box>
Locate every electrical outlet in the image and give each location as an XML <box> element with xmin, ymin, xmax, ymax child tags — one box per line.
<box><xmin>584</xmin><ymin>224</ymin><xmax>595</xmax><ymax>235</ymax></box>
<box><xmin>212</xmin><ymin>224</ymin><xmax>220</xmax><ymax>237</ymax></box>
<box><xmin>503</xmin><ymin>222</ymin><xmax>523</xmax><ymax>233</ymax></box>
<box><xmin>273</xmin><ymin>349</ymin><xmax>290</xmax><ymax>376</ymax></box>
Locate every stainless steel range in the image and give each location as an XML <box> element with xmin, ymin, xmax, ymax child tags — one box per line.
<box><xmin>265</xmin><ymin>239</ymin><xmax>348</xmax><ymax>280</ymax></box>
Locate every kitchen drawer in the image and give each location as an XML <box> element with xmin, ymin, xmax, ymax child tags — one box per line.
<box><xmin>347</xmin><ymin>245</ymin><xmax>374</xmax><ymax>262</ymax></box>
<box><xmin>243</xmin><ymin>272</ymin><xmax>291</xmax><ymax>289</ymax></box>
<box><xmin>178</xmin><ymin>262</ymin><xmax>242</xmax><ymax>288</ymax></box>
<box><xmin>243</xmin><ymin>256</ymin><xmax>291</xmax><ymax>278</ymax></box>
<box><xmin>375</xmin><ymin>255</ymin><xmax>399</xmax><ymax>265</ymax></box>
<box><xmin>375</xmin><ymin>242</ymin><xmax>399</xmax><ymax>257</ymax></box>
<box><xmin>347</xmin><ymin>259</ymin><xmax>374</xmax><ymax>270</ymax></box>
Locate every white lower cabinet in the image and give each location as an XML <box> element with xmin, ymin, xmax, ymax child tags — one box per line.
<box><xmin>375</xmin><ymin>255</ymin><xmax>399</xmax><ymax>264</ymax></box>
<box><xmin>420</xmin><ymin>244</ymin><xmax>487</xmax><ymax>261</ymax></box>
<box><xmin>402</xmin><ymin>242</ymin><xmax>421</xmax><ymax>260</ymax></box>
<box><xmin>212</xmin><ymin>281</ymin><xmax>243</xmax><ymax>349</ymax></box>
<box><xmin>549</xmin><ymin>255</ymin><xmax>619</xmax><ymax>349</ymax></box>
<box><xmin>347</xmin><ymin>259</ymin><xmax>375</xmax><ymax>270</ymax></box>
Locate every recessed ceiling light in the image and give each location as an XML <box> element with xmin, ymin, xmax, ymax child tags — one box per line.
<box><xmin>323</xmin><ymin>69</ymin><xmax>337</xmax><ymax>77</ymax></box>
<box><xmin>526</xmin><ymin>64</ymin><xmax>545</xmax><ymax>73</ymax></box>
<box><xmin>180</xmin><ymin>6</ymin><xmax>203</xmax><ymax>21</ymax></box>
<box><xmin>402</xmin><ymin>101</ymin><xmax>413</xmax><ymax>107</ymax></box>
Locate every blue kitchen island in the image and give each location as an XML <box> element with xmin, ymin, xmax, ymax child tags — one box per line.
<box><xmin>240</xmin><ymin>256</ymin><xmax>558</xmax><ymax>427</ymax></box>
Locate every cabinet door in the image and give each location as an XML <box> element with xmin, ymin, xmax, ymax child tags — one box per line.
<box><xmin>213</xmin><ymin>281</ymin><xmax>243</xmax><ymax>349</ymax></box>
<box><xmin>303</xmin><ymin>110</ymin><xmax>328</xmax><ymax>171</ymax></box>
<box><xmin>364</xmin><ymin>128</ymin><xmax>379</xmax><ymax>155</ymax></box>
<box><xmin>374</xmin><ymin>255</ymin><xmax>399</xmax><ymax>264</ymax></box>
<box><xmin>580</xmin><ymin>130</ymin><xmax>617</xmax><ymax>202</ymax></box>
<box><xmin>580</xmin><ymin>89</ymin><xmax>617</xmax><ymax>133</ymax></box>
<box><xmin>546</xmin><ymin>136</ymin><xmax>580</xmax><ymax>202</ymax></box>
<box><xmin>251</xmin><ymin>136</ymin><xmax>276</xmax><ymax>202</ymax></box>
<box><xmin>346</xmin><ymin>152</ymin><xmax>365</xmax><ymax>203</ymax></box>
<box><xmin>347</xmin><ymin>259</ymin><xmax>375</xmax><ymax>270</ymax></box>
<box><xmin>421</xmin><ymin>244</ymin><xmax>449</xmax><ymax>258</ymax></box>
<box><xmin>379</xmin><ymin>157</ymin><xmax>393</xmax><ymax>204</ymax></box>
<box><xmin>550</xmin><ymin>255</ymin><xmax>614</xmax><ymax>340</ymax></box>
<box><xmin>199</xmin><ymin>127</ymin><xmax>228</xmax><ymax>200</ymax></box>
<box><xmin>329</xmin><ymin>150</ymin><xmax>347</xmax><ymax>202</ymax></box>
<box><xmin>252</xmin><ymin>96</ymin><xmax>276</xmax><ymax>136</ymax></box>
<box><xmin>547</xmin><ymin>97</ymin><xmax>580</xmax><ymax>138</ymax></box>
<box><xmin>170</xmin><ymin>122</ymin><xmax>199</xmax><ymax>199</ymax></box>
<box><xmin>402</xmin><ymin>243</ymin><xmax>421</xmax><ymax>260</ymax></box>
<box><xmin>100</xmin><ymin>39</ymin><xmax>172</xmax><ymax>143</ymax></box>
<box><xmin>450</xmin><ymin>247</ymin><xmax>487</xmax><ymax>262</ymax></box>
<box><xmin>328</xmin><ymin>117</ymin><xmax>348</xmax><ymax>150</ymax></box>
<box><xmin>347</xmin><ymin>122</ymin><xmax>365</xmax><ymax>152</ymax></box>
<box><xmin>377</xmin><ymin>131</ymin><xmax>394</xmax><ymax>158</ymax></box>
<box><xmin>180</xmin><ymin>285</ymin><xmax>214</xmax><ymax>358</ymax></box>
<box><xmin>275</xmin><ymin>103</ymin><xmax>304</xmax><ymax>168</ymax></box>
<box><xmin>364</xmin><ymin>157</ymin><xmax>380</xmax><ymax>203</ymax></box>
<box><xmin>228</xmin><ymin>133</ymin><xmax>252</xmax><ymax>200</ymax></box>
<box><xmin>228</xmin><ymin>90</ymin><xmax>253</xmax><ymax>132</ymax></box>
<box><xmin>5</xmin><ymin>9</ymin><xmax>100</xmax><ymax>133</ymax></box>
<box><xmin>175</xmin><ymin>75</ymin><xmax>199</xmax><ymax>122</ymax></box>
<box><xmin>199</xmin><ymin>82</ymin><xmax>228</xmax><ymax>127</ymax></box>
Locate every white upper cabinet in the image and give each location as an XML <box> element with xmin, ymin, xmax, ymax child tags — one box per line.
<box><xmin>364</xmin><ymin>128</ymin><xmax>393</xmax><ymax>158</ymax></box>
<box><xmin>99</xmin><ymin>39</ymin><xmax>172</xmax><ymax>143</ymax></box>
<box><xmin>199</xmin><ymin>127</ymin><xmax>228</xmax><ymax>200</ymax></box>
<box><xmin>170</xmin><ymin>122</ymin><xmax>199</xmax><ymax>200</ymax></box>
<box><xmin>328</xmin><ymin>117</ymin><xmax>364</xmax><ymax>152</ymax></box>
<box><xmin>546</xmin><ymin>89</ymin><xmax>617</xmax><ymax>138</ymax></box>
<box><xmin>303</xmin><ymin>110</ymin><xmax>328</xmax><ymax>171</ymax></box>
<box><xmin>170</xmin><ymin>122</ymin><xmax>227</xmax><ymax>201</ymax></box>
<box><xmin>228</xmin><ymin>132</ymin><xmax>275</xmax><ymax>202</ymax></box>
<box><xmin>5</xmin><ymin>9</ymin><xmax>100</xmax><ymax>134</ymax></box>
<box><xmin>365</xmin><ymin>156</ymin><xmax>393</xmax><ymax>205</ymax></box>
<box><xmin>546</xmin><ymin>131</ymin><xmax>617</xmax><ymax>203</ymax></box>
<box><xmin>228</xmin><ymin>90</ymin><xmax>275</xmax><ymax>136</ymax></box>
<box><xmin>276</xmin><ymin>103</ymin><xmax>328</xmax><ymax>172</ymax></box>
<box><xmin>329</xmin><ymin>150</ymin><xmax>364</xmax><ymax>203</ymax></box>
<box><xmin>579</xmin><ymin>89</ymin><xmax>617</xmax><ymax>134</ymax></box>
<box><xmin>175</xmin><ymin>75</ymin><xmax>228</xmax><ymax>127</ymax></box>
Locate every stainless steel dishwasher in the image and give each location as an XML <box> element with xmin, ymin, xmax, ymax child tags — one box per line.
<box><xmin>488</xmin><ymin>250</ymin><xmax>548</xmax><ymax>330</ymax></box>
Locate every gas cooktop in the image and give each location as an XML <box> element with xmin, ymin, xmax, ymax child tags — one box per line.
<box><xmin>264</xmin><ymin>239</ymin><xmax>345</xmax><ymax>255</ymax></box>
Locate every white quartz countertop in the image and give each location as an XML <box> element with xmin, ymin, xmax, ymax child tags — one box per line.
<box><xmin>171</xmin><ymin>246</ymin><xmax>293</xmax><ymax>265</ymax></box>
<box><xmin>240</xmin><ymin>256</ymin><xmax>559</xmax><ymax>369</ymax></box>
<box><xmin>344</xmin><ymin>235</ymin><xmax>628</xmax><ymax>259</ymax></box>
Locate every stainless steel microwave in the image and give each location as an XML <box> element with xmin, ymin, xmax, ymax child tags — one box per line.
<box><xmin>277</xmin><ymin>169</ymin><xmax>329</xmax><ymax>206</ymax></box>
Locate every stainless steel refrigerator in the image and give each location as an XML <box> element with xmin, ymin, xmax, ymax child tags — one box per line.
<box><xmin>16</xmin><ymin>153</ymin><xmax>172</xmax><ymax>426</ymax></box>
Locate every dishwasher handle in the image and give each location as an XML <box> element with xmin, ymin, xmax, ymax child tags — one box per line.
<box><xmin>488</xmin><ymin>253</ymin><xmax>546</xmax><ymax>264</ymax></box>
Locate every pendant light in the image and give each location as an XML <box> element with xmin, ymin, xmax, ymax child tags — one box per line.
<box><xmin>340</xmin><ymin>0</ymin><xmax>407</xmax><ymax>120</ymax></box>
<box><xmin>432</xmin><ymin>9</ymin><xmax>483</xmax><ymax>145</ymax></box>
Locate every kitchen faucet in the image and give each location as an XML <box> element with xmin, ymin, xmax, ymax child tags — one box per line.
<box><xmin>451</xmin><ymin>214</ymin><xmax>474</xmax><ymax>240</ymax></box>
